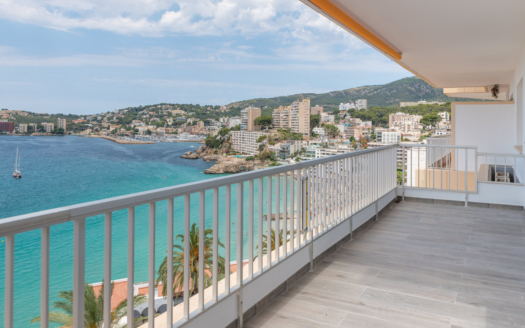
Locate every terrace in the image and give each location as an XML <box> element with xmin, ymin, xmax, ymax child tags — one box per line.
<box><xmin>246</xmin><ymin>200</ymin><xmax>525</xmax><ymax>328</ymax></box>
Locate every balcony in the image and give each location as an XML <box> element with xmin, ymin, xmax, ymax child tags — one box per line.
<box><xmin>246</xmin><ymin>200</ymin><xmax>525</xmax><ymax>328</ymax></box>
<box><xmin>2</xmin><ymin>144</ymin><xmax>524</xmax><ymax>328</ymax></box>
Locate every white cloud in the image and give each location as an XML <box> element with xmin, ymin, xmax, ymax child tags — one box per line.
<box><xmin>0</xmin><ymin>0</ymin><xmax>337</xmax><ymax>37</ymax></box>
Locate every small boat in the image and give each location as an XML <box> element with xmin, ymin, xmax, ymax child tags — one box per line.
<box><xmin>13</xmin><ymin>147</ymin><xmax>22</xmax><ymax>179</ymax></box>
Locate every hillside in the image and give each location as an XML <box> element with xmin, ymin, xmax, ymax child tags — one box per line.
<box><xmin>227</xmin><ymin>76</ymin><xmax>474</xmax><ymax>114</ymax></box>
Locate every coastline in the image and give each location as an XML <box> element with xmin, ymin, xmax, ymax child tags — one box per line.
<box><xmin>81</xmin><ymin>135</ymin><xmax>156</xmax><ymax>144</ymax></box>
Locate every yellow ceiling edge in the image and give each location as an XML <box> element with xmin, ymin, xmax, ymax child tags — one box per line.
<box><xmin>304</xmin><ymin>0</ymin><xmax>444</xmax><ymax>88</ymax></box>
<box><xmin>308</xmin><ymin>0</ymin><xmax>401</xmax><ymax>61</ymax></box>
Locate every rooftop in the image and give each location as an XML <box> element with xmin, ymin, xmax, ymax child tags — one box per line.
<box><xmin>246</xmin><ymin>200</ymin><xmax>525</xmax><ymax>328</ymax></box>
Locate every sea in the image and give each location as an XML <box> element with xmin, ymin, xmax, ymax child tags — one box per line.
<box><xmin>0</xmin><ymin>135</ymin><xmax>273</xmax><ymax>327</ymax></box>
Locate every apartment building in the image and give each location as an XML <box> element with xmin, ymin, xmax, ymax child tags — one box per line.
<box><xmin>18</xmin><ymin>124</ymin><xmax>27</xmax><ymax>133</ymax></box>
<box><xmin>315</xmin><ymin>146</ymin><xmax>353</xmax><ymax>158</ymax></box>
<box><xmin>272</xmin><ymin>106</ymin><xmax>291</xmax><ymax>130</ymax></box>
<box><xmin>228</xmin><ymin>117</ymin><xmax>242</xmax><ymax>128</ymax></box>
<box><xmin>388</xmin><ymin>112</ymin><xmax>422</xmax><ymax>132</ymax></box>
<box><xmin>290</xmin><ymin>99</ymin><xmax>310</xmax><ymax>139</ymax></box>
<box><xmin>240</xmin><ymin>106</ymin><xmax>261</xmax><ymax>131</ymax></box>
<box><xmin>57</xmin><ymin>118</ymin><xmax>67</xmax><ymax>131</ymax></box>
<box><xmin>339</xmin><ymin>102</ymin><xmax>355</xmax><ymax>111</ymax></box>
<box><xmin>311</xmin><ymin>105</ymin><xmax>323</xmax><ymax>115</ymax></box>
<box><xmin>231</xmin><ymin>131</ymin><xmax>268</xmax><ymax>155</ymax></box>
<box><xmin>377</xmin><ymin>131</ymin><xmax>401</xmax><ymax>143</ymax></box>
<box><xmin>276</xmin><ymin>140</ymin><xmax>304</xmax><ymax>159</ymax></box>
<box><xmin>347</xmin><ymin>126</ymin><xmax>371</xmax><ymax>139</ymax></box>
<box><xmin>320</xmin><ymin>112</ymin><xmax>335</xmax><ymax>123</ymax></box>
<box><xmin>0</xmin><ymin>121</ymin><xmax>14</xmax><ymax>133</ymax></box>
<box><xmin>29</xmin><ymin>123</ymin><xmax>37</xmax><ymax>132</ymax></box>
<box><xmin>41</xmin><ymin>122</ymin><xmax>54</xmax><ymax>133</ymax></box>
<box><xmin>399</xmin><ymin>100</ymin><xmax>446</xmax><ymax>107</ymax></box>
<box><xmin>355</xmin><ymin>99</ymin><xmax>368</xmax><ymax>110</ymax></box>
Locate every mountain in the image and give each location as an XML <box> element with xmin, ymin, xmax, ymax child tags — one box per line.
<box><xmin>227</xmin><ymin>76</ymin><xmax>473</xmax><ymax>113</ymax></box>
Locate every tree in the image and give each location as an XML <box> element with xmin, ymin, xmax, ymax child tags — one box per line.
<box><xmin>254</xmin><ymin>116</ymin><xmax>273</xmax><ymax>130</ymax></box>
<box><xmin>30</xmin><ymin>282</ymin><xmax>146</xmax><ymax>327</ymax></box>
<box><xmin>310</xmin><ymin>115</ymin><xmax>320</xmax><ymax>131</ymax></box>
<box><xmin>145</xmin><ymin>129</ymin><xmax>152</xmax><ymax>135</ymax></box>
<box><xmin>230</xmin><ymin>125</ymin><xmax>241</xmax><ymax>131</ymax></box>
<box><xmin>360</xmin><ymin>137</ymin><xmax>368</xmax><ymax>149</ymax></box>
<box><xmin>349</xmin><ymin>136</ymin><xmax>355</xmax><ymax>142</ymax></box>
<box><xmin>295</xmin><ymin>157</ymin><xmax>301</xmax><ymax>162</ymax></box>
<box><xmin>322</xmin><ymin>124</ymin><xmax>340</xmax><ymax>139</ymax></box>
<box><xmin>255</xmin><ymin>229</ymin><xmax>287</xmax><ymax>258</ymax></box>
<box><xmin>420</xmin><ymin>113</ymin><xmax>441</xmax><ymax>129</ymax></box>
<box><xmin>55</xmin><ymin>128</ymin><xmax>65</xmax><ymax>135</ymax></box>
<box><xmin>156</xmin><ymin>223</ymin><xmax>225</xmax><ymax>301</ymax></box>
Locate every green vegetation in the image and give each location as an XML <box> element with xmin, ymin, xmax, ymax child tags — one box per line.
<box><xmin>156</xmin><ymin>223</ymin><xmax>225</xmax><ymax>301</ymax></box>
<box><xmin>30</xmin><ymin>282</ymin><xmax>146</xmax><ymax>327</ymax></box>
<box><xmin>321</xmin><ymin>123</ymin><xmax>340</xmax><ymax>138</ymax></box>
<box><xmin>256</xmin><ymin>135</ymin><xmax>267</xmax><ymax>143</ymax></box>
<box><xmin>254</xmin><ymin>115</ymin><xmax>273</xmax><ymax>130</ymax></box>
<box><xmin>227</xmin><ymin>77</ymin><xmax>482</xmax><ymax>112</ymax></box>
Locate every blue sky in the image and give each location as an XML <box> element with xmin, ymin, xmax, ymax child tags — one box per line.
<box><xmin>0</xmin><ymin>0</ymin><xmax>412</xmax><ymax>115</ymax></box>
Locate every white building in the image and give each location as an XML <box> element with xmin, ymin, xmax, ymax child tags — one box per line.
<box><xmin>339</xmin><ymin>102</ymin><xmax>355</xmax><ymax>111</ymax></box>
<box><xmin>312</xmin><ymin>126</ymin><xmax>326</xmax><ymax>136</ymax></box>
<box><xmin>231</xmin><ymin>131</ymin><xmax>268</xmax><ymax>155</ymax></box>
<box><xmin>356</xmin><ymin>99</ymin><xmax>368</xmax><ymax>110</ymax></box>
<box><xmin>438</xmin><ymin>111</ymin><xmax>450</xmax><ymax>122</ymax></box>
<box><xmin>377</xmin><ymin>131</ymin><xmax>401</xmax><ymax>144</ymax></box>
<box><xmin>18</xmin><ymin>124</ymin><xmax>27</xmax><ymax>133</ymax></box>
<box><xmin>399</xmin><ymin>101</ymin><xmax>446</xmax><ymax>107</ymax></box>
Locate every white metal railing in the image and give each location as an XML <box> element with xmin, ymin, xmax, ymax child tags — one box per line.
<box><xmin>400</xmin><ymin>144</ymin><xmax>478</xmax><ymax>205</ymax></box>
<box><xmin>477</xmin><ymin>152</ymin><xmax>523</xmax><ymax>184</ymax></box>
<box><xmin>1</xmin><ymin>144</ymin><xmax>397</xmax><ymax>328</ymax></box>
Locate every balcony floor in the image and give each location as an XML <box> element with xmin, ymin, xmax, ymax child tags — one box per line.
<box><xmin>246</xmin><ymin>200</ymin><xmax>525</xmax><ymax>328</ymax></box>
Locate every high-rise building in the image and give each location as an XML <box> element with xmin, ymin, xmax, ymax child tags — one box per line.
<box><xmin>290</xmin><ymin>99</ymin><xmax>311</xmax><ymax>139</ymax></box>
<box><xmin>356</xmin><ymin>99</ymin><xmax>368</xmax><ymax>110</ymax></box>
<box><xmin>57</xmin><ymin>118</ymin><xmax>67</xmax><ymax>131</ymax></box>
<box><xmin>18</xmin><ymin>124</ymin><xmax>28</xmax><ymax>133</ymax></box>
<box><xmin>241</xmin><ymin>106</ymin><xmax>261</xmax><ymax>131</ymax></box>
<box><xmin>272</xmin><ymin>106</ymin><xmax>291</xmax><ymax>129</ymax></box>
<box><xmin>29</xmin><ymin>123</ymin><xmax>37</xmax><ymax>132</ymax></box>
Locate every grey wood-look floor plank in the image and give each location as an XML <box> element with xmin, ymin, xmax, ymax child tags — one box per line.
<box><xmin>279</xmin><ymin>283</ymin><xmax>452</xmax><ymax>328</ymax></box>
<box><xmin>377</xmin><ymin>269</ymin><xmax>525</xmax><ymax>305</ymax></box>
<box><xmin>246</xmin><ymin>309</ymin><xmax>337</xmax><ymax>328</ymax></box>
<box><xmin>264</xmin><ymin>298</ymin><xmax>348</xmax><ymax>327</ymax></box>
<box><xmin>338</xmin><ymin>312</ymin><xmax>431</xmax><ymax>328</ymax></box>
<box><xmin>309</xmin><ymin>265</ymin><xmax>458</xmax><ymax>303</ymax></box>
<box><xmin>246</xmin><ymin>202</ymin><xmax>525</xmax><ymax>328</ymax></box>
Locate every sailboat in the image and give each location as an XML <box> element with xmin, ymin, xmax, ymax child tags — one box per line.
<box><xmin>13</xmin><ymin>147</ymin><xmax>22</xmax><ymax>179</ymax></box>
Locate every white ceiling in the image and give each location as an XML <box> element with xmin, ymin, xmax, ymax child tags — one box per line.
<box><xmin>324</xmin><ymin>0</ymin><xmax>525</xmax><ymax>88</ymax></box>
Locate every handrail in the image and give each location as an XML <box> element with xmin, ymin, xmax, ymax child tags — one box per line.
<box><xmin>0</xmin><ymin>144</ymin><xmax>397</xmax><ymax>238</ymax></box>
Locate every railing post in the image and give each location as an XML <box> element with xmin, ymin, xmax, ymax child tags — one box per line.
<box><xmin>465</xmin><ymin>149</ymin><xmax>468</xmax><ymax>207</ymax></box>
<box><xmin>148</xmin><ymin>203</ymin><xmax>156</xmax><ymax>327</ymax></box>
<box><xmin>4</xmin><ymin>235</ymin><xmax>14</xmax><ymax>328</ymax></box>
<box><xmin>41</xmin><ymin>227</ymin><xmax>50</xmax><ymax>328</ymax></box>
<box><xmin>127</xmin><ymin>208</ymin><xmax>135</xmax><ymax>328</ymax></box>
<box><xmin>73</xmin><ymin>219</ymin><xmax>85</xmax><ymax>328</ymax></box>
<box><xmin>104</xmin><ymin>213</ymin><xmax>112</xmax><ymax>328</ymax></box>
<box><xmin>184</xmin><ymin>195</ymin><xmax>191</xmax><ymax>318</ymax></box>
<box><xmin>167</xmin><ymin>199</ymin><xmax>174</xmax><ymax>324</ymax></box>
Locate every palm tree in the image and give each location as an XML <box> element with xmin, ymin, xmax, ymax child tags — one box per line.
<box><xmin>156</xmin><ymin>223</ymin><xmax>225</xmax><ymax>302</ymax></box>
<box><xmin>30</xmin><ymin>281</ymin><xmax>146</xmax><ymax>328</ymax></box>
<box><xmin>254</xmin><ymin>229</ymin><xmax>288</xmax><ymax>259</ymax></box>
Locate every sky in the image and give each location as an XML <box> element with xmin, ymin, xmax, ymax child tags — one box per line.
<box><xmin>0</xmin><ymin>0</ymin><xmax>412</xmax><ymax>115</ymax></box>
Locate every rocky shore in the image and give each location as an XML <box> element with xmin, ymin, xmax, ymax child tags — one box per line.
<box><xmin>180</xmin><ymin>146</ymin><xmax>255</xmax><ymax>174</ymax></box>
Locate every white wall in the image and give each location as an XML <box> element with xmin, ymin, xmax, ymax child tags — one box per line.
<box><xmin>454</xmin><ymin>103</ymin><xmax>516</xmax><ymax>153</ymax></box>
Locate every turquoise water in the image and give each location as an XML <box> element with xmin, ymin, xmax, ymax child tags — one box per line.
<box><xmin>0</xmin><ymin>136</ymin><xmax>277</xmax><ymax>327</ymax></box>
